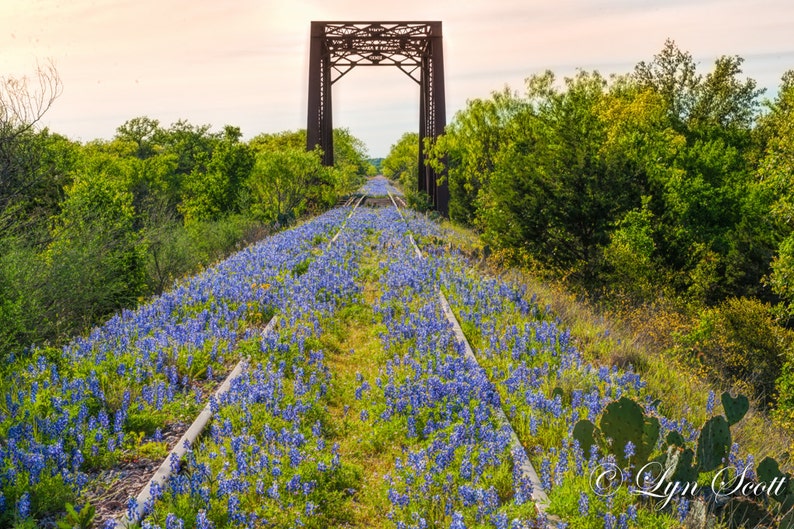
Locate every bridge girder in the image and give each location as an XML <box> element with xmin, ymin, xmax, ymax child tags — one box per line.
<box><xmin>307</xmin><ymin>21</ymin><xmax>448</xmax><ymax>215</ymax></box>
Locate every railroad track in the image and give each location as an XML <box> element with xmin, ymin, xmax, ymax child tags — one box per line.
<box><xmin>114</xmin><ymin>188</ymin><xmax>561</xmax><ymax>528</ymax></box>
<box><xmin>115</xmin><ymin>197</ymin><xmax>365</xmax><ymax>528</ymax></box>
<box><xmin>388</xmin><ymin>189</ymin><xmax>561</xmax><ymax>527</ymax></box>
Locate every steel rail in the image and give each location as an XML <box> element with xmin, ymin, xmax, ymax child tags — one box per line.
<box><xmin>386</xmin><ymin>191</ymin><xmax>564</xmax><ymax>528</ymax></box>
<box><xmin>115</xmin><ymin>199</ymin><xmax>366</xmax><ymax>528</ymax></box>
<box><xmin>114</xmin><ymin>316</ymin><xmax>277</xmax><ymax>528</ymax></box>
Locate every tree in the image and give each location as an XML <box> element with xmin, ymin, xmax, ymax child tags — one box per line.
<box><xmin>249</xmin><ymin>129</ymin><xmax>307</xmax><ymax>152</ymax></box>
<box><xmin>249</xmin><ymin>128</ymin><xmax>366</xmax><ymax>212</ymax></box>
<box><xmin>160</xmin><ymin>119</ymin><xmax>215</xmax><ymax>175</ymax></box>
<box><xmin>1</xmin><ymin>62</ymin><xmax>63</xmax><ymax>234</ymax></box>
<box><xmin>480</xmin><ymin>71</ymin><xmax>644</xmax><ymax>280</ymax></box>
<box><xmin>333</xmin><ymin>127</ymin><xmax>369</xmax><ymax>175</ymax></box>
<box><xmin>179</xmin><ymin>126</ymin><xmax>254</xmax><ymax>223</ymax></box>
<box><xmin>114</xmin><ymin>116</ymin><xmax>162</xmax><ymax>159</ymax></box>
<box><xmin>627</xmin><ymin>42</ymin><xmax>770</xmax><ymax>303</ymax></box>
<box><xmin>382</xmin><ymin>132</ymin><xmax>419</xmax><ymax>189</ymax></box>
<box><xmin>1</xmin><ymin>62</ymin><xmax>64</xmax><ymax>354</ymax></box>
<box><xmin>689</xmin><ymin>55</ymin><xmax>763</xmax><ymax>133</ymax></box>
<box><xmin>247</xmin><ymin>148</ymin><xmax>327</xmax><ymax>224</ymax></box>
<box><xmin>633</xmin><ymin>39</ymin><xmax>700</xmax><ymax>128</ymax></box>
<box><xmin>431</xmin><ymin>87</ymin><xmax>525</xmax><ymax>225</ymax></box>
<box><xmin>760</xmin><ymin>71</ymin><xmax>794</xmax><ymax>318</ymax></box>
<box><xmin>44</xmin><ymin>172</ymin><xmax>146</xmax><ymax>336</ymax></box>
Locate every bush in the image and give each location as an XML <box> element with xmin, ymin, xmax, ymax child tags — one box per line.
<box><xmin>44</xmin><ymin>175</ymin><xmax>146</xmax><ymax>333</ymax></box>
<box><xmin>146</xmin><ymin>214</ymin><xmax>264</xmax><ymax>294</ymax></box>
<box><xmin>0</xmin><ymin>240</ymin><xmax>45</xmax><ymax>356</ymax></box>
<box><xmin>602</xmin><ymin>197</ymin><xmax>660</xmax><ymax>302</ymax></box>
<box><xmin>677</xmin><ymin>297</ymin><xmax>793</xmax><ymax>407</ymax></box>
<box><xmin>247</xmin><ymin>148</ymin><xmax>327</xmax><ymax>224</ymax></box>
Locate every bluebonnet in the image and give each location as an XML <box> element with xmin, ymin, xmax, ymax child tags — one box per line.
<box><xmin>165</xmin><ymin>513</ymin><xmax>184</xmax><ymax>529</ymax></box>
<box><xmin>624</xmin><ymin>441</ymin><xmax>635</xmax><ymax>460</ymax></box>
<box><xmin>578</xmin><ymin>491</ymin><xmax>589</xmax><ymax>516</ymax></box>
<box><xmin>450</xmin><ymin>511</ymin><xmax>467</xmax><ymax>529</ymax></box>
<box><xmin>195</xmin><ymin>510</ymin><xmax>214</xmax><ymax>529</ymax></box>
<box><xmin>16</xmin><ymin>492</ymin><xmax>30</xmax><ymax>519</ymax></box>
<box><xmin>3</xmin><ymin>180</ymin><xmax>753</xmax><ymax>529</ymax></box>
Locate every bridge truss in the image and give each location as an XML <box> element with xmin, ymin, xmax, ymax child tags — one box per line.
<box><xmin>306</xmin><ymin>21</ymin><xmax>448</xmax><ymax>215</ymax></box>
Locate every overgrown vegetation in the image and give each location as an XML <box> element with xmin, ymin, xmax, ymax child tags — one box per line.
<box><xmin>383</xmin><ymin>40</ymin><xmax>794</xmax><ymax>422</ymax></box>
<box><xmin>0</xmin><ymin>65</ymin><xmax>368</xmax><ymax>358</ymax></box>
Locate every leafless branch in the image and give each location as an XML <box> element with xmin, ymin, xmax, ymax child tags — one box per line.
<box><xmin>1</xmin><ymin>59</ymin><xmax>63</xmax><ymax>135</ymax></box>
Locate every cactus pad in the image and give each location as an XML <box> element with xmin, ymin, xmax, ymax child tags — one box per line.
<box><xmin>572</xmin><ymin>419</ymin><xmax>596</xmax><ymax>456</ymax></box>
<box><xmin>696</xmin><ymin>415</ymin><xmax>731</xmax><ymax>472</ymax></box>
<box><xmin>600</xmin><ymin>396</ymin><xmax>658</xmax><ymax>467</ymax></box>
<box><xmin>721</xmin><ymin>392</ymin><xmax>749</xmax><ymax>426</ymax></box>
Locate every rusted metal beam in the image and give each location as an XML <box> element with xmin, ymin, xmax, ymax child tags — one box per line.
<box><xmin>307</xmin><ymin>22</ymin><xmax>333</xmax><ymax>165</ymax></box>
<box><xmin>306</xmin><ymin>21</ymin><xmax>448</xmax><ymax>215</ymax></box>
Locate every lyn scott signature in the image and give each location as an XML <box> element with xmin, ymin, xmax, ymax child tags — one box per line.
<box><xmin>590</xmin><ymin>461</ymin><xmax>788</xmax><ymax>509</ymax></box>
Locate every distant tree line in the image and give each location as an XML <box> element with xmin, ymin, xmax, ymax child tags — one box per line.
<box><xmin>1</xmin><ymin>65</ymin><xmax>369</xmax><ymax>356</ymax></box>
<box><xmin>383</xmin><ymin>40</ymin><xmax>794</xmax><ymax>415</ymax></box>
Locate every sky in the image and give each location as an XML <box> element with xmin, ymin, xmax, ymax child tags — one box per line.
<box><xmin>2</xmin><ymin>0</ymin><xmax>794</xmax><ymax>157</ymax></box>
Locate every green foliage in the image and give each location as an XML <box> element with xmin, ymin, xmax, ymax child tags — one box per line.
<box><xmin>247</xmin><ymin>147</ymin><xmax>325</xmax><ymax>224</ymax></box>
<box><xmin>137</xmin><ymin>441</ymin><xmax>169</xmax><ymax>460</ymax></box>
<box><xmin>159</xmin><ymin>119</ymin><xmax>216</xmax><ymax>177</ymax></box>
<box><xmin>115</xmin><ymin>116</ymin><xmax>162</xmax><ymax>159</ymax></box>
<box><xmin>412</xmin><ymin>40</ymin><xmax>794</xmax><ymax>414</ymax></box>
<box><xmin>678</xmin><ymin>297</ymin><xmax>793</xmax><ymax>407</ymax></box>
<box><xmin>55</xmin><ymin>502</ymin><xmax>95</xmax><ymax>529</ymax></box>
<box><xmin>180</xmin><ymin>129</ymin><xmax>254</xmax><ymax>223</ymax></box>
<box><xmin>602</xmin><ymin>197</ymin><xmax>662</xmax><ymax>301</ymax></box>
<box><xmin>382</xmin><ymin>131</ymin><xmax>419</xmax><ymax>191</ymax></box>
<box><xmin>760</xmin><ymin>71</ymin><xmax>794</xmax><ymax>318</ymax></box>
<box><xmin>1</xmin><ymin>115</ymin><xmax>369</xmax><ymax>360</ymax></box>
<box><xmin>0</xmin><ymin>240</ymin><xmax>44</xmax><ymax>351</ymax></box>
<box><xmin>45</xmin><ymin>171</ymin><xmax>147</xmax><ymax>332</ymax></box>
<box><xmin>476</xmin><ymin>71</ymin><xmax>642</xmax><ymax>280</ymax></box>
<box><xmin>247</xmin><ymin>128</ymin><xmax>366</xmax><ymax>222</ymax></box>
<box><xmin>0</xmin><ymin>472</ymin><xmax>76</xmax><ymax>528</ymax></box>
<box><xmin>427</xmin><ymin>38</ymin><xmax>774</xmax><ymax>303</ymax></box>
<box><xmin>1</xmin><ymin>62</ymin><xmax>64</xmax><ymax>236</ymax></box>
<box><xmin>333</xmin><ymin>127</ymin><xmax>370</xmax><ymax>185</ymax></box>
<box><xmin>382</xmin><ymin>132</ymin><xmax>439</xmax><ymax>211</ymax></box>
<box><xmin>632</xmin><ymin>38</ymin><xmax>701</xmax><ymax>127</ymax></box>
<box><xmin>430</xmin><ymin>88</ymin><xmax>525</xmax><ymax>226</ymax></box>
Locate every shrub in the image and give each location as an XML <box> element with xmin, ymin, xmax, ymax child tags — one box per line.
<box><xmin>678</xmin><ymin>296</ymin><xmax>793</xmax><ymax>407</ymax></box>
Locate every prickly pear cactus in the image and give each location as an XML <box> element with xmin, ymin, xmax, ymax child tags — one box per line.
<box><xmin>757</xmin><ymin>457</ymin><xmax>784</xmax><ymax>497</ymax></box>
<box><xmin>642</xmin><ymin>415</ymin><xmax>660</xmax><ymax>464</ymax></box>
<box><xmin>696</xmin><ymin>415</ymin><xmax>731</xmax><ymax>472</ymax></box>
<box><xmin>600</xmin><ymin>396</ymin><xmax>658</xmax><ymax>467</ymax></box>
<box><xmin>665</xmin><ymin>430</ymin><xmax>685</xmax><ymax>448</ymax></box>
<box><xmin>721</xmin><ymin>392</ymin><xmax>749</xmax><ymax>426</ymax></box>
<box><xmin>668</xmin><ymin>446</ymin><xmax>698</xmax><ymax>484</ymax></box>
<box><xmin>572</xmin><ymin>419</ymin><xmax>596</xmax><ymax>456</ymax></box>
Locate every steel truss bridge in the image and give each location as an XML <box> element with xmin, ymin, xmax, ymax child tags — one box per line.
<box><xmin>306</xmin><ymin>21</ymin><xmax>448</xmax><ymax>215</ymax></box>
